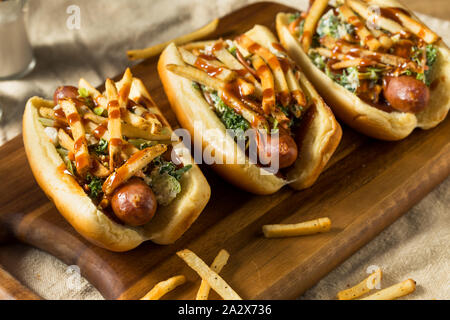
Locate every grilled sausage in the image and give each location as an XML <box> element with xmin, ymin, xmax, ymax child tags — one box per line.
<box><xmin>383</xmin><ymin>76</ymin><xmax>430</xmax><ymax>113</ymax></box>
<box><xmin>53</xmin><ymin>86</ymin><xmax>79</xmax><ymax>105</ymax></box>
<box><xmin>111</xmin><ymin>177</ymin><xmax>157</xmax><ymax>227</ymax></box>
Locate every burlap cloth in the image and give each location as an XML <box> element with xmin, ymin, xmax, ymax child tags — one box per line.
<box><xmin>0</xmin><ymin>0</ymin><xmax>448</xmax><ymax>300</ymax></box>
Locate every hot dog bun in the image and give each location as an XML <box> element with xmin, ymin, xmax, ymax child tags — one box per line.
<box><xmin>23</xmin><ymin>78</ymin><xmax>211</xmax><ymax>252</ymax></box>
<box><xmin>276</xmin><ymin>0</ymin><xmax>450</xmax><ymax>141</ymax></box>
<box><xmin>158</xmin><ymin>25</ymin><xmax>342</xmax><ymax>194</ymax></box>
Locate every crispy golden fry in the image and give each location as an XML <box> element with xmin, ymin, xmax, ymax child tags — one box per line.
<box><xmin>237</xmin><ymin>35</ymin><xmax>291</xmax><ymax>107</ymax></box>
<box><xmin>236</xmin><ymin>78</ymin><xmax>255</xmax><ymax>96</ymax></box>
<box><xmin>140</xmin><ymin>275</ymin><xmax>186</xmax><ymax>300</ymax></box>
<box><xmin>346</xmin><ymin>0</ymin><xmax>407</xmax><ymax>36</ymax></box>
<box><xmin>102</xmin><ymin>144</ymin><xmax>167</xmax><ymax>196</ymax></box>
<box><xmin>337</xmin><ymin>269</ymin><xmax>382</xmax><ymax>300</ymax></box>
<box><xmin>331</xmin><ymin>58</ymin><xmax>377</xmax><ymax>69</ymax></box>
<box><xmin>384</xmin><ymin>8</ymin><xmax>439</xmax><ymax>44</ymax></box>
<box><xmin>370</xmin><ymin>28</ymin><xmax>394</xmax><ymax>49</ymax></box>
<box><xmin>285</xmin><ymin>68</ymin><xmax>306</xmax><ymax>111</ymax></box>
<box><xmin>105</xmin><ymin>79</ymin><xmax>123</xmax><ymax>171</ymax></box>
<box><xmin>166</xmin><ymin>64</ymin><xmax>226</xmax><ymax>92</ymax></box>
<box><xmin>176</xmin><ymin>249</ymin><xmax>242</xmax><ymax>300</ymax></box>
<box><xmin>179</xmin><ymin>47</ymin><xmax>236</xmax><ymax>82</ymax></box>
<box><xmin>251</xmin><ymin>55</ymin><xmax>275</xmax><ymax>114</ymax></box>
<box><xmin>58</xmin><ymin>129</ymin><xmax>110</xmax><ymax>178</ymax></box>
<box><xmin>60</xmin><ymin>100</ymin><xmax>90</xmax><ymax>176</ymax></box>
<box><xmin>320</xmin><ymin>37</ymin><xmax>420</xmax><ymax>72</ymax></box>
<box><xmin>361</xmin><ymin>279</ymin><xmax>416</xmax><ymax>300</ymax></box>
<box><xmin>302</xmin><ymin>0</ymin><xmax>329</xmax><ymax>51</ymax></box>
<box><xmin>209</xmin><ymin>42</ymin><xmax>263</xmax><ymax>97</ymax></box>
<box><xmin>263</xmin><ymin>217</ymin><xmax>331</xmax><ymax>238</ymax></box>
<box><xmin>57</xmin><ymin>129</ymin><xmax>75</xmax><ymax>154</ymax></box>
<box><xmin>196</xmin><ymin>250</ymin><xmax>230</xmax><ymax>300</ymax></box>
<box><xmin>39</xmin><ymin>107</ymin><xmax>57</xmax><ymax>120</ymax></box>
<box><xmin>339</xmin><ymin>5</ymin><xmax>381</xmax><ymax>51</ymax></box>
<box><xmin>127</xmin><ymin>18</ymin><xmax>219</xmax><ymax>60</ymax></box>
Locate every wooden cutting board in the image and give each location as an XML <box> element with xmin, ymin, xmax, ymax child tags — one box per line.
<box><xmin>0</xmin><ymin>2</ymin><xmax>449</xmax><ymax>300</ymax></box>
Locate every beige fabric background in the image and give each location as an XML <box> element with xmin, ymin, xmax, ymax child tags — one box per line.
<box><xmin>0</xmin><ymin>0</ymin><xmax>448</xmax><ymax>300</ymax></box>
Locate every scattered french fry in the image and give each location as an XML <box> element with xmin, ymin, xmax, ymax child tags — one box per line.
<box><xmin>196</xmin><ymin>250</ymin><xmax>230</xmax><ymax>300</ymax></box>
<box><xmin>127</xmin><ymin>18</ymin><xmax>219</xmax><ymax>60</ymax></box>
<box><xmin>337</xmin><ymin>269</ymin><xmax>382</xmax><ymax>300</ymax></box>
<box><xmin>301</xmin><ymin>0</ymin><xmax>329</xmax><ymax>51</ymax></box>
<box><xmin>176</xmin><ymin>249</ymin><xmax>242</xmax><ymax>300</ymax></box>
<box><xmin>361</xmin><ymin>279</ymin><xmax>416</xmax><ymax>300</ymax></box>
<box><xmin>263</xmin><ymin>217</ymin><xmax>331</xmax><ymax>238</ymax></box>
<box><xmin>140</xmin><ymin>275</ymin><xmax>186</xmax><ymax>300</ymax></box>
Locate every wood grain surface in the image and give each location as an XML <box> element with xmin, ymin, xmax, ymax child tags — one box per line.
<box><xmin>0</xmin><ymin>1</ymin><xmax>449</xmax><ymax>300</ymax></box>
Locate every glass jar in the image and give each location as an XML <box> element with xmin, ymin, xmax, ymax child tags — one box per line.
<box><xmin>0</xmin><ymin>0</ymin><xmax>35</xmax><ymax>80</ymax></box>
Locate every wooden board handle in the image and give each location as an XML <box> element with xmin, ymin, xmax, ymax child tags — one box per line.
<box><xmin>0</xmin><ymin>265</ymin><xmax>41</xmax><ymax>300</ymax></box>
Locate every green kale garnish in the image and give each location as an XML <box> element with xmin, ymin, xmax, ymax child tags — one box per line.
<box><xmin>86</xmin><ymin>174</ymin><xmax>103</xmax><ymax>199</ymax></box>
<box><xmin>424</xmin><ymin>44</ymin><xmax>438</xmax><ymax>86</ymax></box>
<box><xmin>209</xmin><ymin>91</ymin><xmax>250</xmax><ymax>135</ymax></box>
<box><xmin>89</xmin><ymin>139</ymin><xmax>108</xmax><ymax>156</ymax></box>
<box><xmin>337</xmin><ymin>67</ymin><xmax>360</xmax><ymax>93</ymax></box>
<box><xmin>153</xmin><ymin>157</ymin><xmax>192</xmax><ymax>181</ymax></box>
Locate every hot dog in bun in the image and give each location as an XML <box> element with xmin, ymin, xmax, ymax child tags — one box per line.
<box><xmin>276</xmin><ymin>0</ymin><xmax>450</xmax><ymax>141</ymax></box>
<box><xmin>23</xmin><ymin>69</ymin><xmax>211</xmax><ymax>252</ymax></box>
<box><xmin>158</xmin><ymin>25</ymin><xmax>342</xmax><ymax>195</ymax></box>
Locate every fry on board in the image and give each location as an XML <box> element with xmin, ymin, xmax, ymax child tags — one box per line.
<box><xmin>196</xmin><ymin>249</ymin><xmax>230</xmax><ymax>300</ymax></box>
<box><xmin>140</xmin><ymin>275</ymin><xmax>186</xmax><ymax>300</ymax></box>
<box><xmin>177</xmin><ymin>249</ymin><xmax>242</xmax><ymax>300</ymax></box>
<box><xmin>263</xmin><ymin>217</ymin><xmax>331</xmax><ymax>238</ymax></box>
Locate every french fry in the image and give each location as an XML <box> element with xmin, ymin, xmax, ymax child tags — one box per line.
<box><xmin>140</xmin><ymin>275</ymin><xmax>186</xmax><ymax>300</ymax></box>
<box><xmin>369</xmin><ymin>28</ymin><xmax>394</xmax><ymax>49</ymax></box>
<box><xmin>346</xmin><ymin>0</ymin><xmax>407</xmax><ymax>36</ymax></box>
<box><xmin>105</xmin><ymin>79</ymin><xmax>123</xmax><ymax>171</ymax></box>
<box><xmin>178</xmin><ymin>47</ymin><xmax>236</xmax><ymax>82</ymax></box>
<box><xmin>209</xmin><ymin>42</ymin><xmax>263</xmax><ymax>96</ymax></box>
<box><xmin>102</xmin><ymin>144</ymin><xmax>167</xmax><ymax>195</ymax></box>
<box><xmin>235</xmin><ymin>78</ymin><xmax>255</xmax><ymax>97</ymax></box>
<box><xmin>251</xmin><ymin>55</ymin><xmax>275</xmax><ymax>115</ymax></box>
<box><xmin>58</xmin><ymin>129</ymin><xmax>110</xmax><ymax>178</ymax></box>
<box><xmin>320</xmin><ymin>37</ymin><xmax>420</xmax><ymax>72</ymax></box>
<box><xmin>176</xmin><ymin>249</ymin><xmax>242</xmax><ymax>300</ymax></box>
<box><xmin>60</xmin><ymin>100</ymin><xmax>90</xmax><ymax>176</ymax></box>
<box><xmin>382</xmin><ymin>8</ymin><xmax>439</xmax><ymax>44</ymax></box>
<box><xmin>196</xmin><ymin>250</ymin><xmax>230</xmax><ymax>300</ymax></box>
<box><xmin>285</xmin><ymin>68</ymin><xmax>306</xmax><ymax>111</ymax></box>
<box><xmin>361</xmin><ymin>279</ymin><xmax>416</xmax><ymax>300</ymax></box>
<box><xmin>122</xmin><ymin>123</ymin><xmax>171</xmax><ymax>141</ymax></box>
<box><xmin>263</xmin><ymin>217</ymin><xmax>331</xmax><ymax>238</ymax></box>
<box><xmin>337</xmin><ymin>269</ymin><xmax>382</xmax><ymax>300</ymax></box>
<box><xmin>57</xmin><ymin>129</ymin><xmax>75</xmax><ymax>154</ymax></box>
<box><xmin>166</xmin><ymin>64</ymin><xmax>226</xmax><ymax>92</ymax></box>
<box><xmin>127</xmin><ymin>18</ymin><xmax>219</xmax><ymax>60</ymax></box>
<box><xmin>331</xmin><ymin>58</ymin><xmax>377</xmax><ymax>69</ymax></box>
<box><xmin>236</xmin><ymin>35</ymin><xmax>291</xmax><ymax>107</ymax></box>
<box><xmin>339</xmin><ymin>5</ymin><xmax>381</xmax><ymax>51</ymax></box>
<box><xmin>302</xmin><ymin>0</ymin><xmax>329</xmax><ymax>51</ymax></box>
